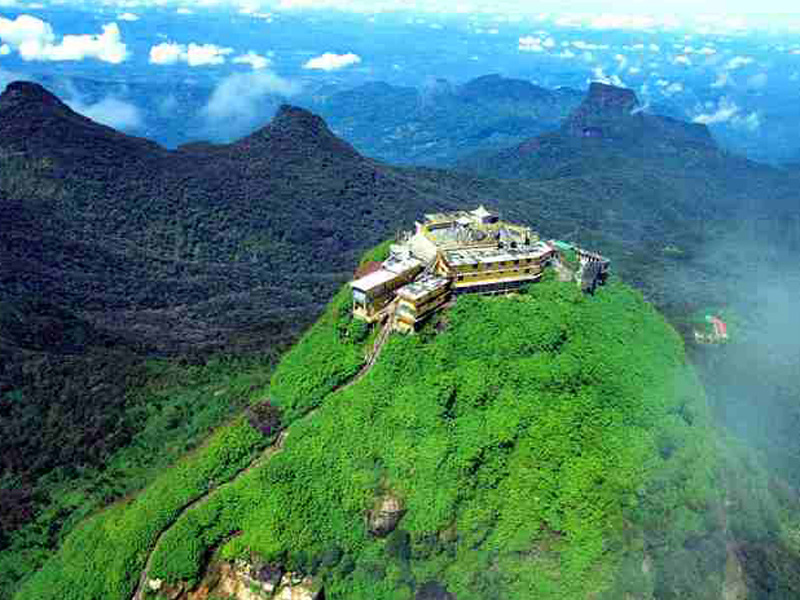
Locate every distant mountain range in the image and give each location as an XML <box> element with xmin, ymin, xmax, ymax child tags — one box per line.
<box><xmin>303</xmin><ymin>74</ymin><xmax>583</xmax><ymax>166</ymax></box>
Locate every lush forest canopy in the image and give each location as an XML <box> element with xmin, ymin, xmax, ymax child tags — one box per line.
<box><xmin>14</xmin><ymin>261</ymin><xmax>744</xmax><ymax>600</ymax></box>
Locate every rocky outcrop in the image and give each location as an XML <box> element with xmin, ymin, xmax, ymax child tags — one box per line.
<box><xmin>160</xmin><ymin>560</ymin><xmax>321</xmax><ymax>600</ymax></box>
<box><xmin>367</xmin><ymin>492</ymin><xmax>406</xmax><ymax>537</ymax></box>
<box><xmin>561</xmin><ymin>81</ymin><xmax>715</xmax><ymax>150</ymax></box>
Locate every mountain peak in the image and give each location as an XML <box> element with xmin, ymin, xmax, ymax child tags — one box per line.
<box><xmin>0</xmin><ymin>81</ymin><xmax>73</xmax><ymax>115</ymax></box>
<box><xmin>459</xmin><ymin>74</ymin><xmax>552</xmax><ymax>103</ymax></box>
<box><xmin>585</xmin><ymin>82</ymin><xmax>639</xmax><ymax>112</ymax></box>
<box><xmin>270</xmin><ymin>104</ymin><xmax>328</xmax><ymax>132</ymax></box>
<box><xmin>0</xmin><ymin>80</ymin><xmax>162</xmax><ymax>173</ymax></box>
<box><xmin>562</xmin><ymin>83</ymin><xmax>641</xmax><ymax>139</ymax></box>
<box><xmin>235</xmin><ymin>104</ymin><xmax>361</xmax><ymax>160</ymax></box>
<box><xmin>560</xmin><ymin>82</ymin><xmax>714</xmax><ymax>150</ymax></box>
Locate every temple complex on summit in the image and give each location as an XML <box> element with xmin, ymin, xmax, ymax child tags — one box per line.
<box><xmin>351</xmin><ymin>206</ymin><xmax>610</xmax><ymax>333</ymax></box>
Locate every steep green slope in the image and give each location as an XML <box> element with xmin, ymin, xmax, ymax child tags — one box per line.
<box><xmin>16</xmin><ymin>270</ymin><xmax>725</xmax><ymax>600</ymax></box>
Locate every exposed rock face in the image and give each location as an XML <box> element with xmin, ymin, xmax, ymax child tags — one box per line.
<box><xmin>167</xmin><ymin>561</ymin><xmax>320</xmax><ymax>600</ymax></box>
<box><xmin>274</xmin><ymin>573</ymin><xmax>321</xmax><ymax>600</ymax></box>
<box><xmin>561</xmin><ymin>81</ymin><xmax>715</xmax><ymax>150</ymax></box>
<box><xmin>367</xmin><ymin>492</ymin><xmax>406</xmax><ymax>537</ymax></box>
<box><xmin>562</xmin><ymin>82</ymin><xmax>639</xmax><ymax>139</ymax></box>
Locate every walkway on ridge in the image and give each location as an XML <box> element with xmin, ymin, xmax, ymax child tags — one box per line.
<box><xmin>131</xmin><ymin>310</ymin><xmax>396</xmax><ymax>600</ymax></box>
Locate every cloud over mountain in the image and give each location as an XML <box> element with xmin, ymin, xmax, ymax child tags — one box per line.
<box><xmin>692</xmin><ymin>97</ymin><xmax>761</xmax><ymax>130</ymax></box>
<box><xmin>67</xmin><ymin>96</ymin><xmax>143</xmax><ymax>131</ymax></box>
<box><xmin>202</xmin><ymin>69</ymin><xmax>301</xmax><ymax>139</ymax></box>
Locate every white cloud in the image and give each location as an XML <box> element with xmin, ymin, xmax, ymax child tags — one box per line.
<box><xmin>117</xmin><ymin>12</ymin><xmax>139</xmax><ymax>21</ymax></box>
<box><xmin>545</xmin><ymin>12</ymin><xmax>679</xmax><ymax>31</ymax></box>
<box><xmin>302</xmin><ymin>52</ymin><xmax>361</xmax><ymax>71</ymax></box>
<box><xmin>572</xmin><ymin>40</ymin><xmax>609</xmax><ymax>51</ymax></box>
<box><xmin>68</xmin><ymin>96</ymin><xmax>143</xmax><ymax>131</ymax></box>
<box><xmin>590</xmin><ymin>14</ymin><xmax>659</xmax><ymax>30</ymax></box>
<box><xmin>693</xmin><ymin>97</ymin><xmax>740</xmax><ymax>124</ymax></box>
<box><xmin>0</xmin><ymin>16</ymin><xmax>128</xmax><ymax>63</ymax></box>
<box><xmin>655</xmin><ymin>78</ymin><xmax>684</xmax><ymax>96</ymax></box>
<box><xmin>628</xmin><ymin>66</ymin><xmax>641</xmax><ymax>74</ymax></box>
<box><xmin>725</xmin><ymin>56</ymin><xmax>754</xmax><ymax>70</ymax></box>
<box><xmin>698</xmin><ymin>46</ymin><xmax>717</xmax><ymax>55</ymax></box>
<box><xmin>202</xmin><ymin>69</ymin><xmax>301</xmax><ymax>137</ymax></box>
<box><xmin>649</xmin><ymin>43</ymin><xmax>660</xmax><ymax>52</ymax></box>
<box><xmin>176</xmin><ymin>7</ymin><xmax>193</xmax><ymax>14</ymax></box>
<box><xmin>673</xmin><ymin>54</ymin><xmax>692</xmax><ymax>66</ymax></box>
<box><xmin>737</xmin><ymin>112</ymin><xmax>761</xmax><ymax>131</ymax></box>
<box><xmin>519</xmin><ymin>35</ymin><xmax>544</xmax><ymax>52</ymax></box>
<box><xmin>711</xmin><ymin>71</ymin><xmax>731</xmax><ymax>88</ymax></box>
<box><xmin>149</xmin><ymin>42</ymin><xmax>182</xmax><ymax>64</ymax></box>
<box><xmin>590</xmin><ymin>66</ymin><xmax>624</xmax><ymax>87</ymax></box>
<box><xmin>149</xmin><ymin>42</ymin><xmax>233</xmax><ymax>66</ymax></box>
<box><xmin>557</xmin><ymin>49</ymin><xmax>576</xmax><ymax>59</ymax></box>
<box><xmin>232</xmin><ymin>50</ymin><xmax>271</xmax><ymax>69</ymax></box>
<box><xmin>0</xmin><ymin>43</ymin><xmax>10</xmax><ymax>55</ymax></box>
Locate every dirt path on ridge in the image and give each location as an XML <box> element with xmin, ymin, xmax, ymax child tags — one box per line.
<box><xmin>131</xmin><ymin>313</ymin><xmax>396</xmax><ymax>600</ymax></box>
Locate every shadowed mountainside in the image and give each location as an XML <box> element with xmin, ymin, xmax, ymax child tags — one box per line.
<box><xmin>0</xmin><ymin>81</ymin><xmax>489</xmax><ymax>353</ymax></box>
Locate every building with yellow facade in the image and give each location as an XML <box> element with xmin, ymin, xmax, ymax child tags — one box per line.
<box><xmin>394</xmin><ymin>275</ymin><xmax>452</xmax><ymax>334</ymax></box>
<box><xmin>351</xmin><ymin>253</ymin><xmax>423</xmax><ymax>322</ymax></box>
<box><xmin>350</xmin><ymin>206</ymin><xmax>608</xmax><ymax>332</ymax></box>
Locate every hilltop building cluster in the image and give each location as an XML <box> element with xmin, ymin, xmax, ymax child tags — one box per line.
<box><xmin>351</xmin><ymin>206</ymin><xmax>610</xmax><ymax>333</ymax></box>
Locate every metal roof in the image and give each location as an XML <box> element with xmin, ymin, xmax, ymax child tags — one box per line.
<box><xmin>397</xmin><ymin>276</ymin><xmax>450</xmax><ymax>302</ymax></box>
<box><xmin>351</xmin><ymin>269</ymin><xmax>402</xmax><ymax>292</ymax></box>
<box><xmin>383</xmin><ymin>256</ymin><xmax>422</xmax><ymax>275</ymax></box>
<box><xmin>443</xmin><ymin>242</ymin><xmax>553</xmax><ymax>267</ymax></box>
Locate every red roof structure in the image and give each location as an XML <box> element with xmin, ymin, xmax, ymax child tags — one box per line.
<box><xmin>710</xmin><ymin>316</ymin><xmax>728</xmax><ymax>338</ymax></box>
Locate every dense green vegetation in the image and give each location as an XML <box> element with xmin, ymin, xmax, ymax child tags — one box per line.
<box><xmin>12</xmin><ymin>416</ymin><xmax>267</xmax><ymax>600</ymax></box>
<box><xmin>140</xmin><ymin>276</ymin><xmax>721</xmax><ymax>600</ymax></box>
<box><xmin>18</xmin><ymin>273</ymin><xmax>717</xmax><ymax>600</ymax></box>
<box><xmin>0</xmin><ymin>355</ymin><xmax>276</xmax><ymax>600</ymax></box>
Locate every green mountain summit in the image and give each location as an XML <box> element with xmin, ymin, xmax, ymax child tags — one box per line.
<box><xmin>16</xmin><ymin>237</ymin><xmax>721</xmax><ymax>600</ymax></box>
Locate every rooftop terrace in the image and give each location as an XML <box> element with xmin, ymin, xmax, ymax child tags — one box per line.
<box><xmin>443</xmin><ymin>242</ymin><xmax>553</xmax><ymax>267</ymax></box>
